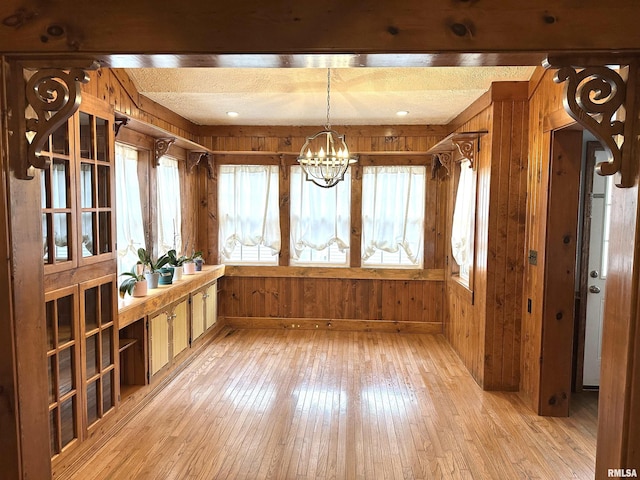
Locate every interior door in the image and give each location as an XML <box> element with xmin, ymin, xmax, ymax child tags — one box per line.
<box><xmin>583</xmin><ymin>149</ymin><xmax>613</xmax><ymax>387</ymax></box>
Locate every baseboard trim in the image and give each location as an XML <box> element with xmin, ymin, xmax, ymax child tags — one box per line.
<box><xmin>222</xmin><ymin>316</ymin><xmax>442</xmax><ymax>334</ymax></box>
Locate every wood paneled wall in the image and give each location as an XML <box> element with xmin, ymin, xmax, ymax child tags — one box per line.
<box><xmin>81</xmin><ymin>69</ymin><xmax>202</xmax><ymax>258</ymax></box>
<box><xmin>521</xmin><ymin>69</ymin><xmax>564</xmax><ymax>410</ymax></box>
<box><xmin>198</xmin><ymin>126</ymin><xmax>449</xmax><ymax>329</ymax></box>
<box><xmin>445</xmin><ymin>82</ymin><xmax>528</xmax><ymax>390</ymax></box>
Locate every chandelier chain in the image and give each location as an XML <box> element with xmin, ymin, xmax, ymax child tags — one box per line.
<box><xmin>326</xmin><ymin>68</ymin><xmax>331</xmax><ymax>130</ymax></box>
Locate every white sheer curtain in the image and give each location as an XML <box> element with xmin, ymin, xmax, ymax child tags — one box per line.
<box><xmin>451</xmin><ymin>159</ymin><xmax>474</xmax><ymax>283</ymax></box>
<box><xmin>290</xmin><ymin>165</ymin><xmax>350</xmax><ymax>261</ymax></box>
<box><xmin>115</xmin><ymin>143</ymin><xmax>145</xmax><ymax>275</ymax></box>
<box><xmin>361</xmin><ymin>166</ymin><xmax>425</xmax><ymax>265</ymax></box>
<box><xmin>156</xmin><ymin>156</ymin><xmax>181</xmax><ymax>255</ymax></box>
<box><xmin>218</xmin><ymin>165</ymin><xmax>281</xmax><ymax>259</ymax></box>
<box><xmin>80</xmin><ymin>163</ymin><xmax>94</xmax><ymax>256</ymax></box>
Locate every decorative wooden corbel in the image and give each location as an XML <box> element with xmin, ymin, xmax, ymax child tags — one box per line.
<box><xmin>207</xmin><ymin>154</ymin><xmax>216</xmax><ymax>180</ymax></box>
<box><xmin>546</xmin><ymin>56</ymin><xmax>639</xmax><ymax>188</ymax></box>
<box><xmin>187</xmin><ymin>151</ymin><xmax>215</xmax><ymax>179</ymax></box>
<box><xmin>24</xmin><ymin>68</ymin><xmax>89</xmax><ymax>178</ymax></box>
<box><xmin>154</xmin><ymin>137</ymin><xmax>175</xmax><ymax>166</ymax></box>
<box><xmin>187</xmin><ymin>151</ymin><xmax>206</xmax><ymax>172</ymax></box>
<box><xmin>114</xmin><ymin>117</ymin><xmax>129</xmax><ymax>137</ymax></box>
<box><xmin>431</xmin><ymin>152</ymin><xmax>452</xmax><ymax>179</ymax></box>
<box><xmin>427</xmin><ymin>131</ymin><xmax>485</xmax><ymax>179</ymax></box>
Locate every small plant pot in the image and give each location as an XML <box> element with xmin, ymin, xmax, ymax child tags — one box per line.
<box><xmin>194</xmin><ymin>258</ymin><xmax>204</xmax><ymax>271</ymax></box>
<box><xmin>145</xmin><ymin>272</ymin><xmax>160</xmax><ymax>289</ymax></box>
<box><xmin>183</xmin><ymin>262</ymin><xmax>196</xmax><ymax>275</ymax></box>
<box><xmin>173</xmin><ymin>265</ymin><xmax>183</xmax><ymax>282</ymax></box>
<box><xmin>132</xmin><ymin>279</ymin><xmax>148</xmax><ymax>297</ymax></box>
<box><xmin>158</xmin><ymin>267</ymin><xmax>174</xmax><ymax>285</ymax></box>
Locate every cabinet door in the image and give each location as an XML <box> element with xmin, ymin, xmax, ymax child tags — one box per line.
<box><xmin>191</xmin><ymin>290</ymin><xmax>205</xmax><ymax>342</ymax></box>
<box><xmin>45</xmin><ymin>286</ymin><xmax>81</xmax><ymax>458</ymax></box>
<box><xmin>149</xmin><ymin>312</ymin><xmax>170</xmax><ymax>377</ymax></box>
<box><xmin>172</xmin><ymin>299</ymin><xmax>189</xmax><ymax>358</ymax></box>
<box><xmin>76</xmin><ymin>97</ymin><xmax>115</xmax><ymax>266</ymax></box>
<box><xmin>205</xmin><ymin>281</ymin><xmax>217</xmax><ymax>330</ymax></box>
<box><xmin>80</xmin><ymin>275</ymin><xmax>117</xmax><ymax>432</ymax></box>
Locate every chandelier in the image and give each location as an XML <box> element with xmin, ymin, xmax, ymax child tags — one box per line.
<box><xmin>297</xmin><ymin>68</ymin><xmax>358</xmax><ymax>188</ymax></box>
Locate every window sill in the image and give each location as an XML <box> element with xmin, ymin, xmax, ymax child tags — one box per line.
<box><xmin>224</xmin><ymin>265</ymin><xmax>444</xmax><ymax>281</ymax></box>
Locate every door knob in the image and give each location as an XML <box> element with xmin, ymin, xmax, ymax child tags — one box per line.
<box><xmin>590</xmin><ymin>270</ymin><xmax>599</xmax><ymax>278</ymax></box>
<box><xmin>589</xmin><ymin>285</ymin><xmax>601</xmax><ymax>294</ymax></box>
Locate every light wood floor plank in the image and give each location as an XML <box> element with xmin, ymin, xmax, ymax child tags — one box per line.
<box><xmin>65</xmin><ymin>329</ymin><xmax>597</xmax><ymax>480</ymax></box>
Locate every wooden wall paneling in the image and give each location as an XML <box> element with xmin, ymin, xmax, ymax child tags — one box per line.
<box><xmin>594</xmin><ymin>62</ymin><xmax>640</xmax><ymax>477</ymax></box>
<box><xmin>5</xmin><ymin>59</ymin><xmax>52</xmax><ymax>479</ymax></box>
<box><xmin>0</xmin><ymin>56</ymin><xmax>21</xmax><ymax>480</ymax></box>
<box><xmin>539</xmin><ymin>129</ymin><xmax>582</xmax><ymax>416</ymax></box>
<box><xmin>196</xmin><ymin>162</ymin><xmax>209</xmax><ymax>257</ymax></box>
<box><xmin>207</xmin><ymin>166</ymin><xmax>218</xmax><ymax>264</ymax></box>
<box><xmin>279</xmin><ymin>157</ymin><xmax>290</xmax><ymax>266</ymax></box>
<box><xmin>521</xmin><ymin>70</ymin><xmax>565</xmax><ymax>412</ymax></box>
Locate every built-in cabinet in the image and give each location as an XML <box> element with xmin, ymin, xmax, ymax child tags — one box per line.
<box><xmin>148</xmin><ymin>297</ymin><xmax>189</xmax><ymax>380</ymax></box>
<box><xmin>43</xmin><ymin>95</ymin><xmax>117</xmax><ymax>462</ymax></box>
<box><xmin>191</xmin><ymin>280</ymin><xmax>218</xmax><ymax>344</ymax></box>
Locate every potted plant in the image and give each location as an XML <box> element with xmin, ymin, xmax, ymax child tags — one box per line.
<box><xmin>119</xmin><ymin>267</ymin><xmax>148</xmax><ymax>298</ymax></box>
<box><xmin>167</xmin><ymin>249</ymin><xmax>187</xmax><ymax>281</ymax></box>
<box><xmin>137</xmin><ymin>248</ymin><xmax>170</xmax><ymax>289</ymax></box>
<box><xmin>194</xmin><ymin>252</ymin><xmax>205</xmax><ymax>271</ymax></box>
<box><xmin>183</xmin><ymin>250</ymin><xmax>202</xmax><ymax>275</ymax></box>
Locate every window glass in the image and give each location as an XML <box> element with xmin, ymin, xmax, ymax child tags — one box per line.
<box><xmin>362</xmin><ymin>166</ymin><xmax>425</xmax><ymax>268</ymax></box>
<box><xmin>156</xmin><ymin>157</ymin><xmax>181</xmax><ymax>255</ymax></box>
<box><xmin>115</xmin><ymin>143</ymin><xmax>145</xmax><ymax>276</ymax></box>
<box><xmin>451</xmin><ymin>159</ymin><xmax>475</xmax><ymax>286</ymax></box>
<box><xmin>290</xmin><ymin>166</ymin><xmax>350</xmax><ymax>266</ymax></box>
<box><xmin>218</xmin><ymin>165</ymin><xmax>281</xmax><ymax>265</ymax></box>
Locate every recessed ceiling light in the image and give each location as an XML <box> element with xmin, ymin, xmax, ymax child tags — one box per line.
<box><xmin>396</xmin><ymin>110</ymin><xmax>409</xmax><ymax>117</ymax></box>
<box><xmin>226</xmin><ymin>111</ymin><xmax>239</xmax><ymax>117</ymax></box>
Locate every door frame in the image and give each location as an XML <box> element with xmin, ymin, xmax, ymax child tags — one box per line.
<box><xmin>573</xmin><ymin>141</ymin><xmax>604</xmax><ymax>392</ymax></box>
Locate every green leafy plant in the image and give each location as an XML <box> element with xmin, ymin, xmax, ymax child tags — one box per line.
<box><xmin>119</xmin><ymin>268</ymin><xmax>146</xmax><ymax>298</ymax></box>
<box><xmin>137</xmin><ymin>247</ymin><xmax>170</xmax><ymax>272</ymax></box>
<box><xmin>185</xmin><ymin>250</ymin><xmax>203</xmax><ymax>262</ymax></box>
<box><xmin>167</xmin><ymin>249</ymin><xmax>188</xmax><ymax>267</ymax></box>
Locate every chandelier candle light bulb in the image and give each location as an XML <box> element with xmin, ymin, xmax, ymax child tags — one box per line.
<box><xmin>297</xmin><ymin>68</ymin><xmax>358</xmax><ymax>188</ymax></box>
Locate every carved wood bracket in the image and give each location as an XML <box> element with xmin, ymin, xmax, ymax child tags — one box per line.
<box><xmin>427</xmin><ymin>131</ymin><xmax>487</xmax><ymax>179</ymax></box>
<box><xmin>187</xmin><ymin>151</ymin><xmax>215</xmax><ymax>179</ymax></box>
<box><xmin>23</xmin><ymin>68</ymin><xmax>89</xmax><ymax>179</ymax></box>
<box><xmin>546</xmin><ymin>56</ymin><xmax>639</xmax><ymax>188</ymax></box>
<box><xmin>154</xmin><ymin>137</ymin><xmax>175</xmax><ymax>166</ymax></box>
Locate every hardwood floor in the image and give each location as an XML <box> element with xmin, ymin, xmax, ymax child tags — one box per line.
<box><xmin>66</xmin><ymin>329</ymin><xmax>597</xmax><ymax>479</ymax></box>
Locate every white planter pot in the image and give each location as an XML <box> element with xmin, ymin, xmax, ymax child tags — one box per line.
<box><xmin>173</xmin><ymin>265</ymin><xmax>183</xmax><ymax>281</ymax></box>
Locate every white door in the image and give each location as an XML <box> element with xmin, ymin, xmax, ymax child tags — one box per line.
<box><xmin>583</xmin><ymin>150</ymin><xmax>613</xmax><ymax>387</ymax></box>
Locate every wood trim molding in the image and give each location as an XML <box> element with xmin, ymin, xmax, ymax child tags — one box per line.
<box><xmin>222</xmin><ymin>316</ymin><xmax>443</xmax><ymax>334</ymax></box>
<box><xmin>223</xmin><ymin>265</ymin><xmax>444</xmax><ymax>281</ymax></box>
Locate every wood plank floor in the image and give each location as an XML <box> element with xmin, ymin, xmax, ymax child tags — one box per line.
<box><xmin>67</xmin><ymin>329</ymin><xmax>597</xmax><ymax>480</ymax></box>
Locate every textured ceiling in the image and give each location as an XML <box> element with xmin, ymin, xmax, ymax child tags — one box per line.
<box><xmin>126</xmin><ymin>66</ymin><xmax>536</xmax><ymax>126</ymax></box>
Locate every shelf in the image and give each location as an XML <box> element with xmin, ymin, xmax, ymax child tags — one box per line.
<box><xmin>426</xmin><ymin>130</ymin><xmax>487</xmax><ymax>175</ymax></box>
<box><xmin>118</xmin><ymin>338</ymin><xmax>138</xmax><ymax>353</ymax></box>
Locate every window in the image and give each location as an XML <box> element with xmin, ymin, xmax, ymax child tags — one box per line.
<box><xmin>361</xmin><ymin>166</ymin><xmax>426</xmax><ymax>268</ymax></box>
<box><xmin>290</xmin><ymin>166</ymin><xmax>350</xmax><ymax>266</ymax></box>
<box><xmin>156</xmin><ymin>156</ymin><xmax>181</xmax><ymax>255</ymax></box>
<box><xmin>115</xmin><ymin>143</ymin><xmax>145</xmax><ymax>276</ymax></box>
<box><xmin>451</xmin><ymin>159</ymin><xmax>475</xmax><ymax>287</ymax></box>
<box><xmin>218</xmin><ymin>165</ymin><xmax>281</xmax><ymax>265</ymax></box>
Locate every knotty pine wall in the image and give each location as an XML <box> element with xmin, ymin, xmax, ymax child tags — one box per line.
<box><xmin>521</xmin><ymin>69</ymin><xmax>564</xmax><ymax>411</ymax></box>
<box><xmin>444</xmin><ymin>82</ymin><xmax>528</xmax><ymax>390</ymax></box>
<box><xmin>197</xmin><ymin>125</ymin><xmax>450</xmax><ymax>331</ymax></box>
<box><xmin>81</xmin><ymin>69</ymin><xmax>201</xmax><ymax>259</ymax></box>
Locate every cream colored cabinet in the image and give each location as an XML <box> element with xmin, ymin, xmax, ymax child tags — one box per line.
<box><xmin>191</xmin><ymin>280</ymin><xmax>217</xmax><ymax>345</ymax></box>
<box><xmin>148</xmin><ymin>297</ymin><xmax>190</xmax><ymax>381</ymax></box>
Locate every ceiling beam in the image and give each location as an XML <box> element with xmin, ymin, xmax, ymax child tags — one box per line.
<box><xmin>0</xmin><ymin>1</ymin><xmax>639</xmax><ymax>67</ymax></box>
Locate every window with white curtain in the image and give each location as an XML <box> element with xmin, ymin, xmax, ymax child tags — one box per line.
<box><xmin>115</xmin><ymin>143</ymin><xmax>145</xmax><ymax>276</ymax></box>
<box><xmin>218</xmin><ymin>165</ymin><xmax>281</xmax><ymax>265</ymax></box>
<box><xmin>290</xmin><ymin>165</ymin><xmax>350</xmax><ymax>266</ymax></box>
<box><xmin>362</xmin><ymin>165</ymin><xmax>426</xmax><ymax>268</ymax></box>
<box><xmin>156</xmin><ymin>156</ymin><xmax>181</xmax><ymax>255</ymax></box>
<box><xmin>451</xmin><ymin>159</ymin><xmax>475</xmax><ymax>286</ymax></box>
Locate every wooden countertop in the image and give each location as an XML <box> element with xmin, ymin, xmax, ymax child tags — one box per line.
<box><xmin>118</xmin><ymin>265</ymin><xmax>225</xmax><ymax>329</ymax></box>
